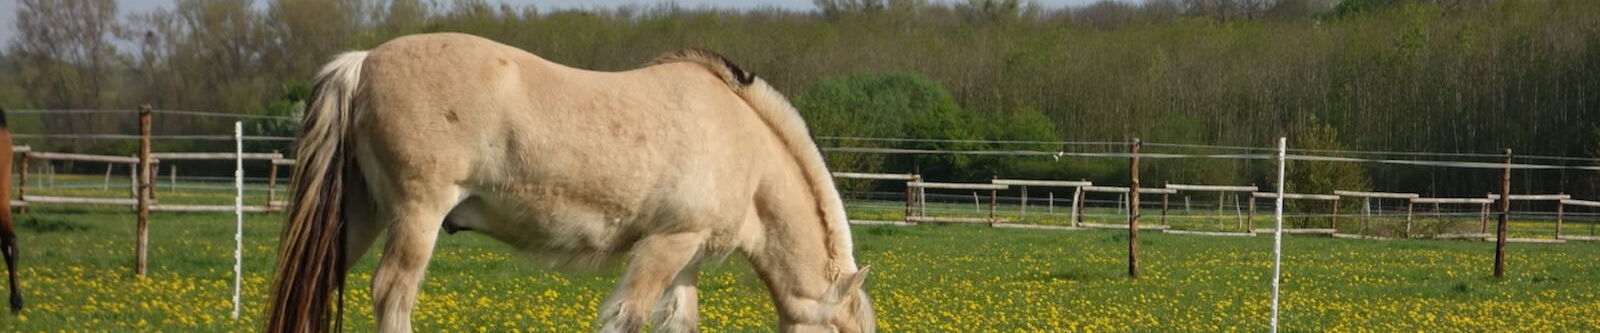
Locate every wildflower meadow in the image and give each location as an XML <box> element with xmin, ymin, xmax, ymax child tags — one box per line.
<box><xmin>3</xmin><ymin>201</ymin><xmax>1598</xmax><ymax>332</ymax></box>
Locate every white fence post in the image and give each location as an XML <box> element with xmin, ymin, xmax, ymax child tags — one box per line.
<box><xmin>232</xmin><ymin>122</ymin><xmax>243</xmax><ymax>320</ymax></box>
<box><xmin>1271</xmin><ymin>137</ymin><xmax>1286</xmax><ymax>333</ymax></box>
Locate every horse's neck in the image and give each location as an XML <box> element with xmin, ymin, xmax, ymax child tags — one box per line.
<box><xmin>741</xmin><ymin>168</ymin><xmax>851</xmax><ymax>320</ymax></box>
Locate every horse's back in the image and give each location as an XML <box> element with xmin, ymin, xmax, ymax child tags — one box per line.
<box><xmin>353</xmin><ymin>33</ymin><xmax>772</xmax><ymax>257</ymax></box>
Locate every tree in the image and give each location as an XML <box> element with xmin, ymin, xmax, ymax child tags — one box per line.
<box><xmin>816</xmin><ymin>0</ymin><xmax>887</xmax><ymax>19</ymax></box>
<box><xmin>1074</xmin><ymin>0</ymin><xmax>1138</xmax><ymax>29</ymax></box>
<box><xmin>267</xmin><ymin>0</ymin><xmax>364</xmax><ymax>79</ymax></box>
<box><xmin>376</xmin><ymin>0</ymin><xmax>431</xmax><ymax>37</ymax></box>
<box><xmin>10</xmin><ymin>0</ymin><xmax>120</xmax><ymax>152</ymax></box>
<box><xmin>793</xmin><ymin>71</ymin><xmax>993</xmax><ymax>194</ymax></box>
<box><xmin>957</xmin><ymin>0</ymin><xmax>1038</xmax><ymax>25</ymax></box>
<box><xmin>1330</xmin><ymin>0</ymin><xmax>1397</xmax><ymax>18</ymax></box>
<box><xmin>1286</xmin><ymin>117</ymin><xmax>1372</xmax><ymax>227</ymax></box>
<box><xmin>131</xmin><ymin>0</ymin><xmax>272</xmax><ymax>118</ymax></box>
<box><xmin>249</xmin><ymin>82</ymin><xmax>311</xmax><ymax>154</ymax></box>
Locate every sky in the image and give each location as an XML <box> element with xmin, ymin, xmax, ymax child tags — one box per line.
<box><xmin>0</xmin><ymin>0</ymin><xmax>1127</xmax><ymax>46</ymax></box>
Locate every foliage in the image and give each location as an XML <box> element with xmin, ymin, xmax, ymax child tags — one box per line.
<box><xmin>1286</xmin><ymin>116</ymin><xmax>1373</xmax><ymax>227</ymax></box>
<box><xmin>1330</xmin><ymin>0</ymin><xmax>1397</xmax><ymax>18</ymax></box>
<box><xmin>246</xmin><ymin>82</ymin><xmax>310</xmax><ymax>154</ymax></box>
<box><xmin>795</xmin><ymin>71</ymin><xmax>1066</xmax><ymax>188</ymax></box>
<box><xmin>5</xmin><ymin>0</ymin><xmax>1600</xmax><ymax>196</ymax></box>
<box><xmin>795</xmin><ymin>71</ymin><xmax>979</xmax><ymax>180</ymax></box>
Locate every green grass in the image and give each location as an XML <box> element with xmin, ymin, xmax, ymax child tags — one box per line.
<box><xmin>1</xmin><ymin>180</ymin><xmax>1599</xmax><ymax>331</ymax></box>
<box><xmin>3</xmin><ymin>208</ymin><xmax>1600</xmax><ymax>331</ymax></box>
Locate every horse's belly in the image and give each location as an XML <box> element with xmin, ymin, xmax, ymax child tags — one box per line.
<box><xmin>443</xmin><ymin>185</ymin><xmax>649</xmax><ymax>269</ymax></box>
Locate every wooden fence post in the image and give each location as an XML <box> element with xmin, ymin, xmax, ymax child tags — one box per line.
<box><xmin>1019</xmin><ymin>185</ymin><xmax>1028</xmax><ymax>220</ymax></box>
<box><xmin>903</xmin><ymin>175</ymin><xmax>914</xmax><ymax>225</ymax></box>
<box><xmin>1480</xmin><ymin>203</ymin><xmax>1489</xmax><ymax>233</ymax></box>
<box><xmin>1250</xmin><ymin>183</ymin><xmax>1259</xmax><ymax>231</ymax></box>
<box><xmin>1555</xmin><ymin>198</ymin><xmax>1564</xmax><ymax>238</ymax></box>
<box><xmin>1248</xmin><ymin>195</ymin><xmax>1256</xmax><ymax>232</ymax></box>
<box><xmin>136</xmin><ymin>105</ymin><xmax>152</xmax><ymax>276</ymax></box>
<box><xmin>102</xmin><ymin>164</ymin><xmax>112</xmax><ymax>190</ymax></box>
<box><xmin>1128</xmin><ymin>138</ymin><xmax>1141</xmax><ymax>279</ymax></box>
<box><xmin>1331</xmin><ymin>198</ymin><xmax>1339</xmax><ymax>231</ymax></box>
<box><xmin>267</xmin><ymin>153</ymin><xmax>280</xmax><ymax>209</ymax></box>
<box><xmin>1405</xmin><ymin>201</ymin><xmax>1414</xmax><ymax>238</ymax></box>
<box><xmin>1494</xmin><ymin>149</ymin><xmax>1511</xmax><ymax>278</ymax></box>
<box><xmin>1161</xmin><ymin>193</ymin><xmax>1170</xmax><ymax>226</ymax></box>
<box><xmin>1072</xmin><ymin>186</ymin><xmax>1084</xmax><ymax>226</ymax></box>
<box><xmin>988</xmin><ymin>188</ymin><xmax>998</xmax><ymax>227</ymax></box>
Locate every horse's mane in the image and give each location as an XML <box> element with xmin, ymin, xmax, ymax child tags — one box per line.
<box><xmin>649</xmin><ymin>49</ymin><xmax>756</xmax><ymax>89</ymax></box>
<box><xmin>649</xmin><ymin>50</ymin><xmax>856</xmax><ymax>279</ymax></box>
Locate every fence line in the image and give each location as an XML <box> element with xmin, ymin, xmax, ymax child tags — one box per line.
<box><xmin>13</xmin><ymin>117</ymin><xmax>1600</xmax><ymax>281</ymax></box>
<box><xmin>820</xmin><ymin>135</ymin><xmax>1600</xmax><ymax>163</ymax></box>
<box><xmin>13</xmin><ymin>149</ymin><xmax>289</xmax><ymax>213</ymax></box>
<box><xmin>21</xmin><ymin>144</ymin><xmax>1585</xmax><ymax>238</ymax></box>
<box><xmin>154</xmin><ymin>109</ymin><xmax>296</xmax><ymax>121</ymax></box>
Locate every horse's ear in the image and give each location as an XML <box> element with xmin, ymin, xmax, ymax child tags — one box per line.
<box><xmin>825</xmin><ymin>266</ymin><xmax>870</xmax><ymax>304</ymax></box>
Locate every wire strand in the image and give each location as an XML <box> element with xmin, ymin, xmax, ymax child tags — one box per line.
<box><xmin>13</xmin><ymin>134</ymin><xmax>296</xmax><ymax>141</ymax></box>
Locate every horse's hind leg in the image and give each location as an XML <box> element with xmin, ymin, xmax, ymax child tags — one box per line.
<box><xmin>0</xmin><ymin>210</ymin><xmax>17</xmax><ymax>312</ymax></box>
<box><xmin>598</xmin><ymin>231</ymin><xmax>707</xmax><ymax>333</ymax></box>
<box><xmin>371</xmin><ymin>185</ymin><xmax>460</xmax><ymax>333</ymax></box>
<box><xmin>342</xmin><ymin>173</ymin><xmax>381</xmax><ymax>271</ymax></box>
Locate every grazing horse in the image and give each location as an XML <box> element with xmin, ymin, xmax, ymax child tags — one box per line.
<box><xmin>0</xmin><ymin>108</ymin><xmax>18</xmax><ymax>313</ymax></box>
<box><xmin>267</xmin><ymin>33</ymin><xmax>874</xmax><ymax>333</ymax></box>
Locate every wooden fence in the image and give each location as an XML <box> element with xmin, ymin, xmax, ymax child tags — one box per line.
<box><xmin>15</xmin><ymin>149</ymin><xmax>290</xmax><ymax>212</ymax></box>
<box><xmin>818</xmin><ymin>173</ymin><xmax>1600</xmax><ymax>244</ymax></box>
<box><xmin>9</xmin><ymin>106</ymin><xmax>296</xmax><ymax>274</ymax></box>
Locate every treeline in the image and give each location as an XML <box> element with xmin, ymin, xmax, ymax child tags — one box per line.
<box><xmin>3</xmin><ymin>0</ymin><xmax>1598</xmax><ymax>198</ymax></box>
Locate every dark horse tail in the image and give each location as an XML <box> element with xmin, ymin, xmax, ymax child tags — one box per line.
<box><xmin>0</xmin><ymin>106</ymin><xmax>20</xmax><ymax>313</ymax></box>
<box><xmin>266</xmin><ymin>51</ymin><xmax>367</xmax><ymax>333</ymax></box>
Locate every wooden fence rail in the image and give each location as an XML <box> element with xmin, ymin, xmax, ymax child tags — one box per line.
<box><xmin>991</xmin><ymin>179</ymin><xmax>1092</xmax><ymax>224</ymax></box>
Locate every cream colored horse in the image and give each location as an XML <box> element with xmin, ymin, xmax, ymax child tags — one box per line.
<box><xmin>266</xmin><ymin>33</ymin><xmax>873</xmax><ymax>333</ymax></box>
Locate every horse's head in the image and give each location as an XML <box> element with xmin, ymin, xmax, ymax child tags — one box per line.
<box><xmin>784</xmin><ymin>266</ymin><xmax>875</xmax><ymax>333</ymax></box>
<box><xmin>829</xmin><ymin>267</ymin><xmax>876</xmax><ymax>333</ymax></box>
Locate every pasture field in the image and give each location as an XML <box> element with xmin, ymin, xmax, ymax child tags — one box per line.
<box><xmin>1</xmin><ymin>177</ymin><xmax>1599</xmax><ymax>331</ymax></box>
<box><xmin>3</xmin><ymin>212</ymin><xmax>1600</xmax><ymax>331</ymax></box>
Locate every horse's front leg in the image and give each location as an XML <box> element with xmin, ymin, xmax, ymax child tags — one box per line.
<box><xmin>598</xmin><ymin>231</ymin><xmax>707</xmax><ymax>333</ymax></box>
<box><xmin>655</xmin><ymin>260</ymin><xmax>701</xmax><ymax>333</ymax></box>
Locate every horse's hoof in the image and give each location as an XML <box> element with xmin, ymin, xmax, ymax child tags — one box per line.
<box><xmin>8</xmin><ymin>297</ymin><xmax>20</xmax><ymax>313</ymax></box>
